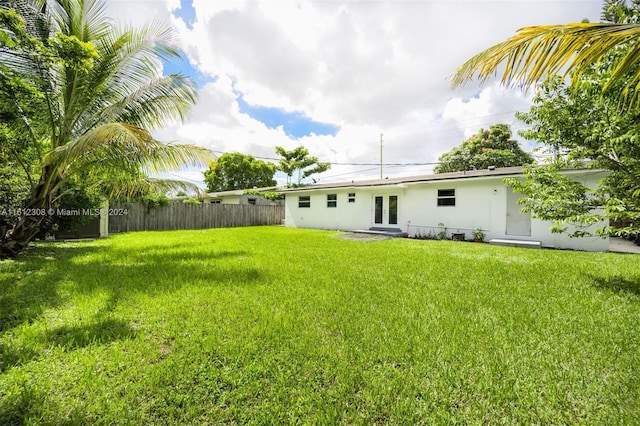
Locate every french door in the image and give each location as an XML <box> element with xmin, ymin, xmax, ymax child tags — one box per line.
<box><xmin>373</xmin><ymin>195</ymin><xmax>398</xmax><ymax>226</ymax></box>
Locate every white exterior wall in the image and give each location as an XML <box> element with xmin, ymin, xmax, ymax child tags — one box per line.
<box><xmin>284</xmin><ymin>188</ymin><xmax>373</xmax><ymax>231</ymax></box>
<box><xmin>284</xmin><ymin>170</ymin><xmax>609</xmax><ymax>252</ymax></box>
<box><xmin>402</xmin><ymin>179</ymin><xmax>497</xmax><ymax>237</ymax></box>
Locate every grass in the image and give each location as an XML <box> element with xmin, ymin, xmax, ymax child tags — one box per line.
<box><xmin>0</xmin><ymin>226</ymin><xmax>639</xmax><ymax>425</ymax></box>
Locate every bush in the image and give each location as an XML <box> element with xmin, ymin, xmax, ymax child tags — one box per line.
<box><xmin>182</xmin><ymin>197</ymin><xmax>202</xmax><ymax>205</ymax></box>
<box><xmin>141</xmin><ymin>193</ymin><xmax>170</xmax><ymax>209</ymax></box>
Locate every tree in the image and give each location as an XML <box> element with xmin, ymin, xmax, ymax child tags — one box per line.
<box><xmin>505</xmin><ymin>61</ymin><xmax>640</xmax><ymax>237</ymax></box>
<box><xmin>451</xmin><ymin>0</ymin><xmax>640</xmax><ymax>110</ymax></box>
<box><xmin>0</xmin><ymin>0</ymin><xmax>213</xmax><ymax>258</ymax></box>
<box><xmin>275</xmin><ymin>145</ymin><xmax>330</xmax><ymax>186</ymax></box>
<box><xmin>203</xmin><ymin>152</ymin><xmax>276</xmax><ymax>192</ymax></box>
<box><xmin>434</xmin><ymin>124</ymin><xmax>534</xmax><ymax>173</ymax></box>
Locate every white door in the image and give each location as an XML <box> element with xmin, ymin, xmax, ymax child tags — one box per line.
<box><xmin>373</xmin><ymin>195</ymin><xmax>398</xmax><ymax>226</ymax></box>
<box><xmin>506</xmin><ymin>188</ymin><xmax>531</xmax><ymax>236</ymax></box>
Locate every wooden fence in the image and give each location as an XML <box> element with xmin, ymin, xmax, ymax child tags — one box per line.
<box><xmin>108</xmin><ymin>202</ymin><xmax>285</xmax><ymax>233</ymax></box>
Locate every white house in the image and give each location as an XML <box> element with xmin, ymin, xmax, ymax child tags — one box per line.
<box><xmin>281</xmin><ymin>166</ymin><xmax>609</xmax><ymax>252</ymax></box>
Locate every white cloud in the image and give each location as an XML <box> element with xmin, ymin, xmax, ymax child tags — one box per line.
<box><xmin>104</xmin><ymin>0</ymin><xmax>603</xmax><ymax>184</ymax></box>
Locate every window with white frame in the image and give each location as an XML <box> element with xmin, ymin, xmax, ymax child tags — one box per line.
<box><xmin>298</xmin><ymin>196</ymin><xmax>311</xmax><ymax>208</ymax></box>
<box><xmin>327</xmin><ymin>194</ymin><xmax>337</xmax><ymax>208</ymax></box>
<box><xmin>437</xmin><ymin>189</ymin><xmax>456</xmax><ymax>206</ymax></box>
<box><xmin>348</xmin><ymin>193</ymin><xmax>356</xmax><ymax>203</ymax></box>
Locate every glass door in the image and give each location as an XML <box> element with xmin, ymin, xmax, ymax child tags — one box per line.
<box><xmin>373</xmin><ymin>195</ymin><xmax>398</xmax><ymax>226</ymax></box>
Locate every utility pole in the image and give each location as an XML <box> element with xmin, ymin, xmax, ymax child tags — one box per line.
<box><xmin>379</xmin><ymin>133</ymin><xmax>383</xmax><ymax>179</ymax></box>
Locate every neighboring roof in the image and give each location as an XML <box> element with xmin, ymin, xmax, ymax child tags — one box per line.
<box><xmin>278</xmin><ymin>166</ymin><xmax>604</xmax><ymax>193</ymax></box>
<box><xmin>206</xmin><ymin>186</ymin><xmax>279</xmax><ymax>198</ymax></box>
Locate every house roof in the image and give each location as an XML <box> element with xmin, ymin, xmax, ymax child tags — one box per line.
<box><xmin>278</xmin><ymin>166</ymin><xmax>604</xmax><ymax>193</ymax></box>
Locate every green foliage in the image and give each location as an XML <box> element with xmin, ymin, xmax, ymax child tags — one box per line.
<box><xmin>141</xmin><ymin>193</ymin><xmax>169</xmax><ymax>209</ymax></box>
<box><xmin>1</xmin><ymin>227</ymin><xmax>639</xmax><ymax>423</ymax></box>
<box><xmin>510</xmin><ymin>41</ymin><xmax>640</xmax><ymax>236</ymax></box>
<box><xmin>49</xmin><ymin>32</ymin><xmax>98</xmax><ymax>71</ymax></box>
<box><xmin>472</xmin><ymin>228</ymin><xmax>486</xmax><ymax>241</ymax></box>
<box><xmin>0</xmin><ymin>165</ymin><xmax>31</xmax><ymax>234</ymax></box>
<box><xmin>434</xmin><ymin>124</ymin><xmax>535</xmax><ymax>173</ymax></box>
<box><xmin>175</xmin><ymin>191</ymin><xmax>187</xmax><ymax>197</ymax></box>
<box><xmin>275</xmin><ymin>145</ymin><xmax>331</xmax><ymax>186</ymax></box>
<box><xmin>182</xmin><ymin>197</ymin><xmax>202</xmax><ymax>205</ymax></box>
<box><xmin>504</xmin><ymin>165</ymin><xmax>606</xmax><ymax>238</ymax></box>
<box><xmin>203</xmin><ymin>152</ymin><xmax>276</xmax><ymax>192</ymax></box>
<box><xmin>244</xmin><ymin>189</ymin><xmax>284</xmax><ymax>201</ymax></box>
<box><xmin>44</xmin><ymin>180</ymin><xmax>103</xmax><ymax>234</ymax></box>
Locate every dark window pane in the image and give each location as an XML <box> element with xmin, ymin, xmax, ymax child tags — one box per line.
<box><xmin>389</xmin><ymin>196</ymin><xmax>398</xmax><ymax>224</ymax></box>
<box><xmin>374</xmin><ymin>196</ymin><xmax>383</xmax><ymax>224</ymax></box>
<box><xmin>438</xmin><ymin>189</ymin><xmax>455</xmax><ymax>197</ymax></box>
<box><xmin>437</xmin><ymin>189</ymin><xmax>455</xmax><ymax>207</ymax></box>
<box><xmin>299</xmin><ymin>196</ymin><xmax>311</xmax><ymax>208</ymax></box>
<box><xmin>437</xmin><ymin>198</ymin><xmax>456</xmax><ymax>206</ymax></box>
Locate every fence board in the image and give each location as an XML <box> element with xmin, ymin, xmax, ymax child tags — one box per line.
<box><xmin>108</xmin><ymin>202</ymin><xmax>284</xmax><ymax>233</ymax></box>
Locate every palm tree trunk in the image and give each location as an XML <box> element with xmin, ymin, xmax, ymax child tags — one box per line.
<box><xmin>0</xmin><ymin>166</ymin><xmax>58</xmax><ymax>259</ymax></box>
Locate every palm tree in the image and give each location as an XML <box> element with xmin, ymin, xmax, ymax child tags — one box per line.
<box><xmin>451</xmin><ymin>1</ymin><xmax>640</xmax><ymax>109</ymax></box>
<box><xmin>0</xmin><ymin>0</ymin><xmax>213</xmax><ymax>258</ymax></box>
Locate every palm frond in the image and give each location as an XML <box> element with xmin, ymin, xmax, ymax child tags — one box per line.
<box><xmin>49</xmin><ymin>0</ymin><xmax>110</xmax><ymax>41</ymax></box>
<box><xmin>100</xmin><ymin>174</ymin><xmax>202</xmax><ymax>201</ymax></box>
<box><xmin>451</xmin><ymin>23</ymin><xmax>640</xmax><ymax>109</ymax></box>
<box><xmin>65</xmin><ymin>20</ymin><xmax>192</xmax><ymax>137</ymax></box>
<box><xmin>46</xmin><ymin>122</ymin><xmax>214</xmax><ymax>174</ymax></box>
<box><xmin>82</xmin><ymin>74</ymin><xmax>197</xmax><ymax>132</ymax></box>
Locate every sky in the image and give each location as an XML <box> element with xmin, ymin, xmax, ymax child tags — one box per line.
<box><xmin>104</xmin><ymin>0</ymin><xmax>603</xmax><ymax>187</ymax></box>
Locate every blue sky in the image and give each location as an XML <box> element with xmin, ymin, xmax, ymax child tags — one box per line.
<box><xmin>175</xmin><ymin>0</ymin><xmax>195</xmax><ymax>30</ymax></box>
<box><xmin>236</xmin><ymin>94</ymin><xmax>339</xmax><ymax>138</ymax></box>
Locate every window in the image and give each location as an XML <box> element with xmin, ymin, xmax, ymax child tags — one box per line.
<box><xmin>348</xmin><ymin>193</ymin><xmax>356</xmax><ymax>203</ymax></box>
<box><xmin>210</xmin><ymin>200</ymin><xmax>221</xmax><ymax>204</ymax></box>
<box><xmin>247</xmin><ymin>198</ymin><xmax>257</xmax><ymax>205</ymax></box>
<box><xmin>299</xmin><ymin>196</ymin><xmax>311</xmax><ymax>208</ymax></box>
<box><xmin>327</xmin><ymin>194</ymin><xmax>337</xmax><ymax>208</ymax></box>
<box><xmin>437</xmin><ymin>189</ymin><xmax>455</xmax><ymax>206</ymax></box>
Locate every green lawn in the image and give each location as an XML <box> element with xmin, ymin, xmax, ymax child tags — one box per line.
<box><xmin>1</xmin><ymin>227</ymin><xmax>639</xmax><ymax>424</ymax></box>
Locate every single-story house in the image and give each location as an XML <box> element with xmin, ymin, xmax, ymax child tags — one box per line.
<box><xmin>280</xmin><ymin>166</ymin><xmax>609</xmax><ymax>252</ymax></box>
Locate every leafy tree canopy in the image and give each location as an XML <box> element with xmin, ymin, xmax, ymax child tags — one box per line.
<box><xmin>203</xmin><ymin>152</ymin><xmax>276</xmax><ymax>192</ymax></box>
<box><xmin>506</xmin><ymin>49</ymin><xmax>640</xmax><ymax>237</ymax></box>
<box><xmin>275</xmin><ymin>145</ymin><xmax>330</xmax><ymax>186</ymax></box>
<box><xmin>434</xmin><ymin>124</ymin><xmax>535</xmax><ymax>174</ymax></box>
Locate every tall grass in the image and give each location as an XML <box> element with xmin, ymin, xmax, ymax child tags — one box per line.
<box><xmin>1</xmin><ymin>227</ymin><xmax>638</xmax><ymax>424</ymax></box>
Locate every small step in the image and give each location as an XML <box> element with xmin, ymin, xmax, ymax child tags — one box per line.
<box><xmin>369</xmin><ymin>227</ymin><xmax>403</xmax><ymax>233</ymax></box>
<box><xmin>489</xmin><ymin>238</ymin><xmax>541</xmax><ymax>249</ymax></box>
<box><xmin>353</xmin><ymin>227</ymin><xmax>406</xmax><ymax>237</ymax></box>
